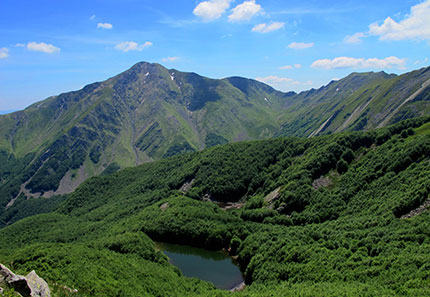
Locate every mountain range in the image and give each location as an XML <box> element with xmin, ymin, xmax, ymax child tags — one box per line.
<box><xmin>1</xmin><ymin>62</ymin><xmax>430</xmax><ymax>224</ymax></box>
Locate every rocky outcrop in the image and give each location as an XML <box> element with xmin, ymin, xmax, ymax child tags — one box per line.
<box><xmin>401</xmin><ymin>198</ymin><xmax>430</xmax><ymax>219</ymax></box>
<box><xmin>25</xmin><ymin>271</ymin><xmax>50</xmax><ymax>297</ymax></box>
<box><xmin>264</xmin><ymin>187</ymin><xmax>281</xmax><ymax>209</ymax></box>
<box><xmin>0</xmin><ymin>264</ymin><xmax>50</xmax><ymax>297</ymax></box>
<box><xmin>179</xmin><ymin>179</ymin><xmax>194</xmax><ymax>193</ymax></box>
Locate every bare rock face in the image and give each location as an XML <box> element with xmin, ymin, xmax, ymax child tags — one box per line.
<box><xmin>0</xmin><ymin>264</ymin><xmax>51</xmax><ymax>297</ymax></box>
<box><xmin>26</xmin><ymin>270</ymin><xmax>51</xmax><ymax>297</ymax></box>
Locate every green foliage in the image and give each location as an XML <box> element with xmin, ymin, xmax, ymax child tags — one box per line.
<box><xmin>0</xmin><ymin>194</ymin><xmax>67</xmax><ymax>227</ymax></box>
<box><xmin>205</xmin><ymin>133</ymin><xmax>228</xmax><ymax>148</ymax></box>
<box><xmin>135</xmin><ymin>122</ymin><xmax>164</xmax><ymax>157</ymax></box>
<box><xmin>0</xmin><ymin>288</ymin><xmax>20</xmax><ymax>297</ymax></box>
<box><xmin>0</xmin><ymin>151</ymin><xmax>36</xmax><ymax>213</ymax></box>
<box><xmin>229</xmin><ymin>236</ymin><xmax>242</xmax><ymax>255</ymax></box>
<box><xmin>89</xmin><ymin>145</ymin><xmax>101</xmax><ymax>164</ymax></box>
<box><xmin>100</xmin><ymin>162</ymin><xmax>120</xmax><ymax>176</ymax></box>
<box><xmin>131</xmin><ymin>195</ymin><xmax>247</xmax><ymax>250</ymax></box>
<box><xmin>1</xmin><ymin>63</ymin><xmax>430</xmax><ymax>226</ymax></box>
<box><xmin>1</xmin><ymin>118</ymin><xmax>430</xmax><ymax>296</ymax></box>
<box><xmin>336</xmin><ymin>159</ymin><xmax>348</xmax><ymax>174</ymax></box>
<box><xmin>163</xmin><ymin>141</ymin><xmax>195</xmax><ymax>158</ymax></box>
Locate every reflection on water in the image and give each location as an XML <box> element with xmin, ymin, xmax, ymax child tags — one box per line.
<box><xmin>156</xmin><ymin>242</ymin><xmax>244</xmax><ymax>290</ymax></box>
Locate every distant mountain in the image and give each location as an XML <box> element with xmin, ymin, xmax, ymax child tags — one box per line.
<box><xmin>0</xmin><ymin>62</ymin><xmax>429</xmax><ymax>224</ymax></box>
<box><xmin>278</xmin><ymin>67</ymin><xmax>430</xmax><ymax>137</ymax></box>
<box><xmin>0</xmin><ymin>62</ymin><xmax>294</xmax><ymax>218</ymax></box>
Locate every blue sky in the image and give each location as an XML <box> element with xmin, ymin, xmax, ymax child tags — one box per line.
<box><xmin>1</xmin><ymin>0</ymin><xmax>429</xmax><ymax>111</ymax></box>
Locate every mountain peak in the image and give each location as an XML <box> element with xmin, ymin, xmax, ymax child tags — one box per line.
<box><xmin>120</xmin><ymin>61</ymin><xmax>165</xmax><ymax>77</ymax></box>
<box><xmin>1</xmin><ymin>63</ymin><xmax>430</xmax><ymax>217</ymax></box>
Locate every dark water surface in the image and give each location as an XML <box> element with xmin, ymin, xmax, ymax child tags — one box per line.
<box><xmin>156</xmin><ymin>242</ymin><xmax>244</xmax><ymax>290</ymax></box>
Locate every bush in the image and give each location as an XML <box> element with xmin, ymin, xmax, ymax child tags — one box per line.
<box><xmin>336</xmin><ymin>159</ymin><xmax>348</xmax><ymax>174</ymax></box>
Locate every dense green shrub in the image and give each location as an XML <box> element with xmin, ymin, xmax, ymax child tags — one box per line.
<box><xmin>1</xmin><ymin>117</ymin><xmax>430</xmax><ymax>296</ymax></box>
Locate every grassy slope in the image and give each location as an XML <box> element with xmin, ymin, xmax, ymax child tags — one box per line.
<box><xmin>1</xmin><ymin>65</ymin><xmax>429</xmax><ymax>206</ymax></box>
<box><xmin>0</xmin><ymin>63</ymin><xmax>299</xmax><ymax>227</ymax></box>
<box><xmin>278</xmin><ymin>67</ymin><xmax>430</xmax><ymax>137</ymax></box>
<box><xmin>1</xmin><ymin>117</ymin><xmax>430</xmax><ymax>296</ymax></box>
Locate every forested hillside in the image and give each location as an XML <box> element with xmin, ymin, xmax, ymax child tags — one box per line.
<box><xmin>1</xmin><ymin>63</ymin><xmax>430</xmax><ymax>226</ymax></box>
<box><xmin>1</xmin><ymin>117</ymin><xmax>430</xmax><ymax>296</ymax></box>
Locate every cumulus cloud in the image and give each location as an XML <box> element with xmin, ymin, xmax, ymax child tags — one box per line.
<box><xmin>288</xmin><ymin>42</ymin><xmax>314</xmax><ymax>50</ymax></box>
<box><xmin>97</xmin><ymin>22</ymin><xmax>113</xmax><ymax>29</ymax></box>
<box><xmin>0</xmin><ymin>48</ymin><xmax>9</xmax><ymax>59</ymax></box>
<box><xmin>229</xmin><ymin>0</ymin><xmax>262</xmax><ymax>22</ymax></box>
<box><xmin>193</xmin><ymin>0</ymin><xmax>232</xmax><ymax>21</ymax></box>
<box><xmin>115</xmin><ymin>41</ymin><xmax>152</xmax><ymax>52</ymax></box>
<box><xmin>368</xmin><ymin>0</ymin><xmax>430</xmax><ymax>40</ymax></box>
<box><xmin>252</xmin><ymin>22</ymin><xmax>284</xmax><ymax>33</ymax></box>
<box><xmin>27</xmin><ymin>42</ymin><xmax>60</xmax><ymax>54</ymax></box>
<box><xmin>162</xmin><ymin>56</ymin><xmax>180</xmax><ymax>62</ymax></box>
<box><xmin>255</xmin><ymin>75</ymin><xmax>312</xmax><ymax>91</ymax></box>
<box><xmin>344</xmin><ymin>32</ymin><xmax>366</xmax><ymax>44</ymax></box>
<box><xmin>280</xmin><ymin>64</ymin><xmax>302</xmax><ymax>70</ymax></box>
<box><xmin>311</xmin><ymin>56</ymin><xmax>406</xmax><ymax>70</ymax></box>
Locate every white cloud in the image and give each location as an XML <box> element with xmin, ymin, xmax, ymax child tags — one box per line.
<box><xmin>255</xmin><ymin>75</ymin><xmax>312</xmax><ymax>91</ymax></box>
<box><xmin>257</xmin><ymin>75</ymin><xmax>293</xmax><ymax>84</ymax></box>
<box><xmin>90</xmin><ymin>15</ymin><xmax>96</xmax><ymax>21</ymax></box>
<box><xmin>115</xmin><ymin>41</ymin><xmax>152</xmax><ymax>52</ymax></box>
<box><xmin>311</xmin><ymin>56</ymin><xmax>406</xmax><ymax>70</ymax></box>
<box><xmin>0</xmin><ymin>48</ymin><xmax>9</xmax><ymax>59</ymax></box>
<box><xmin>228</xmin><ymin>0</ymin><xmax>262</xmax><ymax>22</ymax></box>
<box><xmin>344</xmin><ymin>32</ymin><xmax>366</xmax><ymax>44</ymax></box>
<box><xmin>252</xmin><ymin>22</ymin><xmax>284</xmax><ymax>33</ymax></box>
<box><xmin>288</xmin><ymin>42</ymin><xmax>314</xmax><ymax>50</ymax></box>
<box><xmin>162</xmin><ymin>57</ymin><xmax>180</xmax><ymax>62</ymax></box>
<box><xmin>193</xmin><ymin>0</ymin><xmax>232</xmax><ymax>21</ymax></box>
<box><xmin>280</xmin><ymin>64</ymin><xmax>302</xmax><ymax>70</ymax></box>
<box><xmin>27</xmin><ymin>42</ymin><xmax>60</xmax><ymax>54</ymax></box>
<box><xmin>15</xmin><ymin>43</ymin><xmax>25</xmax><ymax>47</ymax></box>
<box><xmin>368</xmin><ymin>0</ymin><xmax>430</xmax><ymax>40</ymax></box>
<box><xmin>97</xmin><ymin>22</ymin><xmax>113</xmax><ymax>29</ymax></box>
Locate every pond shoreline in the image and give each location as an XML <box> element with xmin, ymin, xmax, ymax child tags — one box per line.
<box><xmin>156</xmin><ymin>241</ymin><xmax>245</xmax><ymax>291</ymax></box>
<box><xmin>230</xmin><ymin>281</ymin><xmax>246</xmax><ymax>292</ymax></box>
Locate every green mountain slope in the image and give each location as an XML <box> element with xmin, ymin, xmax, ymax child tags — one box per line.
<box><xmin>1</xmin><ymin>63</ymin><xmax>430</xmax><ymax>226</ymax></box>
<box><xmin>278</xmin><ymin>67</ymin><xmax>430</xmax><ymax>136</ymax></box>
<box><xmin>0</xmin><ymin>62</ymin><xmax>293</xmax><ymax>219</ymax></box>
<box><xmin>1</xmin><ymin>117</ymin><xmax>430</xmax><ymax>296</ymax></box>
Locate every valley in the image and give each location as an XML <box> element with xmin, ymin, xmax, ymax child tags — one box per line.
<box><xmin>3</xmin><ymin>0</ymin><xmax>430</xmax><ymax>295</ymax></box>
<box><xmin>1</xmin><ymin>116</ymin><xmax>430</xmax><ymax>296</ymax></box>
